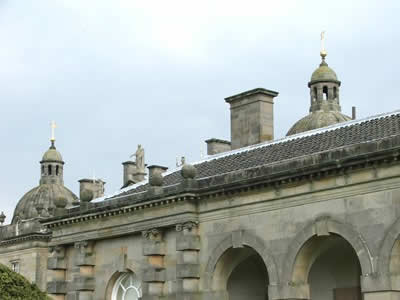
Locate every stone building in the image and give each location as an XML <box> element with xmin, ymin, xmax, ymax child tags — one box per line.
<box><xmin>2</xmin><ymin>49</ymin><xmax>400</xmax><ymax>300</ymax></box>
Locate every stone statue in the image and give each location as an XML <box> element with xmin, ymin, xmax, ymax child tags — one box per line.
<box><xmin>133</xmin><ymin>144</ymin><xmax>145</xmax><ymax>172</ymax></box>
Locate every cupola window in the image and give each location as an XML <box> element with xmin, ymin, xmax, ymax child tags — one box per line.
<box><xmin>323</xmin><ymin>86</ymin><xmax>328</xmax><ymax>100</ymax></box>
<box><xmin>48</xmin><ymin>165</ymin><xmax>52</xmax><ymax>175</ymax></box>
<box><xmin>56</xmin><ymin>165</ymin><xmax>59</xmax><ymax>176</ymax></box>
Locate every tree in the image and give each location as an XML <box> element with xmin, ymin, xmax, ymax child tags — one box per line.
<box><xmin>0</xmin><ymin>263</ymin><xmax>49</xmax><ymax>300</ymax></box>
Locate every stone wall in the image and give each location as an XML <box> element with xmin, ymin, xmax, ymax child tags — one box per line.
<box><xmin>43</xmin><ymin>161</ymin><xmax>400</xmax><ymax>299</ymax></box>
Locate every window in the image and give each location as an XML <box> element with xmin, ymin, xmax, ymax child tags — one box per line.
<box><xmin>42</xmin><ymin>166</ymin><xmax>44</xmax><ymax>175</ymax></box>
<box><xmin>112</xmin><ymin>272</ymin><xmax>142</xmax><ymax>300</ymax></box>
<box><xmin>313</xmin><ymin>87</ymin><xmax>317</xmax><ymax>101</ymax></box>
<box><xmin>10</xmin><ymin>261</ymin><xmax>20</xmax><ymax>273</ymax></box>
<box><xmin>56</xmin><ymin>165</ymin><xmax>59</xmax><ymax>176</ymax></box>
<box><xmin>48</xmin><ymin>165</ymin><xmax>52</xmax><ymax>175</ymax></box>
<box><xmin>323</xmin><ymin>86</ymin><xmax>328</xmax><ymax>100</ymax></box>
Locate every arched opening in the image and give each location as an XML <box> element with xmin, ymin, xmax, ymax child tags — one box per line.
<box><xmin>323</xmin><ymin>86</ymin><xmax>328</xmax><ymax>100</ymax></box>
<box><xmin>389</xmin><ymin>239</ymin><xmax>400</xmax><ymax>275</ymax></box>
<box><xmin>213</xmin><ymin>246</ymin><xmax>269</xmax><ymax>300</ymax></box>
<box><xmin>110</xmin><ymin>271</ymin><xmax>142</xmax><ymax>300</ymax></box>
<box><xmin>293</xmin><ymin>234</ymin><xmax>361</xmax><ymax>300</ymax></box>
<box><xmin>313</xmin><ymin>87</ymin><xmax>318</xmax><ymax>101</ymax></box>
<box><xmin>48</xmin><ymin>165</ymin><xmax>52</xmax><ymax>175</ymax></box>
<box><xmin>56</xmin><ymin>165</ymin><xmax>59</xmax><ymax>176</ymax></box>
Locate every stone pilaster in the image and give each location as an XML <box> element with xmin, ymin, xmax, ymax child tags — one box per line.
<box><xmin>268</xmin><ymin>282</ymin><xmax>310</xmax><ymax>300</ymax></box>
<box><xmin>176</xmin><ymin>221</ymin><xmax>200</xmax><ymax>300</ymax></box>
<box><xmin>142</xmin><ymin>229</ymin><xmax>165</xmax><ymax>300</ymax></box>
<box><xmin>47</xmin><ymin>245</ymin><xmax>67</xmax><ymax>300</ymax></box>
<box><xmin>70</xmin><ymin>241</ymin><xmax>95</xmax><ymax>300</ymax></box>
<box><xmin>361</xmin><ymin>273</ymin><xmax>400</xmax><ymax>300</ymax></box>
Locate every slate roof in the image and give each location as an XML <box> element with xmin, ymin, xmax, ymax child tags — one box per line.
<box><xmin>103</xmin><ymin>110</ymin><xmax>400</xmax><ymax>202</ymax></box>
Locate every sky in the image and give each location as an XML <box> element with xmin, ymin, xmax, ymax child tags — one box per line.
<box><xmin>0</xmin><ymin>0</ymin><xmax>399</xmax><ymax>224</ymax></box>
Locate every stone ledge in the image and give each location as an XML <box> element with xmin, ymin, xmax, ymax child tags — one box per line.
<box><xmin>143</xmin><ymin>268</ymin><xmax>166</xmax><ymax>282</ymax></box>
<box><xmin>47</xmin><ymin>280</ymin><xmax>67</xmax><ymax>294</ymax></box>
<box><xmin>176</xmin><ymin>264</ymin><xmax>200</xmax><ymax>279</ymax></box>
<box><xmin>75</xmin><ymin>254</ymin><xmax>95</xmax><ymax>266</ymax></box>
<box><xmin>176</xmin><ymin>235</ymin><xmax>200</xmax><ymax>251</ymax></box>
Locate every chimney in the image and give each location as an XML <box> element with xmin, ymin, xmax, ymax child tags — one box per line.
<box><xmin>205</xmin><ymin>138</ymin><xmax>231</xmax><ymax>155</ymax></box>
<box><xmin>225</xmin><ymin>88</ymin><xmax>279</xmax><ymax>150</ymax></box>
<box><xmin>148</xmin><ymin>165</ymin><xmax>168</xmax><ymax>178</ymax></box>
<box><xmin>352</xmin><ymin>106</ymin><xmax>357</xmax><ymax>120</ymax></box>
<box><xmin>78</xmin><ymin>178</ymin><xmax>106</xmax><ymax>200</ymax></box>
<box><xmin>122</xmin><ymin>161</ymin><xmax>146</xmax><ymax>188</ymax></box>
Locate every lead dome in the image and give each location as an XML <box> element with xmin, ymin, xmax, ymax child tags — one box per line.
<box><xmin>12</xmin><ymin>140</ymin><xmax>77</xmax><ymax>223</ymax></box>
<box><xmin>41</xmin><ymin>142</ymin><xmax>63</xmax><ymax>162</ymax></box>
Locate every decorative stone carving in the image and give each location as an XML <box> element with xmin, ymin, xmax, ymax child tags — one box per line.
<box><xmin>176</xmin><ymin>221</ymin><xmax>198</xmax><ymax>234</ymax></box>
<box><xmin>74</xmin><ymin>241</ymin><xmax>95</xmax><ymax>266</ymax></box>
<box><xmin>48</xmin><ymin>245</ymin><xmax>66</xmax><ymax>270</ymax></box>
<box><xmin>181</xmin><ymin>163</ymin><xmax>197</xmax><ymax>179</ymax></box>
<box><xmin>142</xmin><ymin>229</ymin><xmax>163</xmax><ymax>241</ymax></box>
<box><xmin>133</xmin><ymin>144</ymin><xmax>145</xmax><ymax>173</ymax></box>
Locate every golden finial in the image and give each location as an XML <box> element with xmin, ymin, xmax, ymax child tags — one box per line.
<box><xmin>50</xmin><ymin>121</ymin><xmax>57</xmax><ymax>142</ymax></box>
<box><xmin>320</xmin><ymin>31</ymin><xmax>327</xmax><ymax>60</ymax></box>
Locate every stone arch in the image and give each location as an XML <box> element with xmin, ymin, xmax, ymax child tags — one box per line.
<box><xmin>204</xmin><ymin>229</ymin><xmax>278</xmax><ymax>291</ymax></box>
<box><xmin>282</xmin><ymin>216</ymin><xmax>374</xmax><ymax>284</ymax></box>
<box><xmin>105</xmin><ymin>271</ymin><xmax>123</xmax><ymax>300</ymax></box>
<box><xmin>378</xmin><ymin>216</ymin><xmax>400</xmax><ymax>277</ymax></box>
<box><xmin>101</xmin><ymin>257</ymin><xmax>143</xmax><ymax>300</ymax></box>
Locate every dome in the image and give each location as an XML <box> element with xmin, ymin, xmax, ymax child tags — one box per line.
<box><xmin>310</xmin><ymin>62</ymin><xmax>338</xmax><ymax>83</ymax></box>
<box><xmin>12</xmin><ymin>184</ymin><xmax>77</xmax><ymax>223</ymax></box>
<box><xmin>42</xmin><ymin>147</ymin><xmax>63</xmax><ymax>162</ymax></box>
<box><xmin>287</xmin><ymin>111</ymin><xmax>351</xmax><ymax>136</ymax></box>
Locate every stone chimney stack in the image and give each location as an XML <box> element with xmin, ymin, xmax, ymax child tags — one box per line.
<box><xmin>78</xmin><ymin>178</ymin><xmax>105</xmax><ymax>200</ymax></box>
<box><xmin>122</xmin><ymin>161</ymin><xmax>146</xmax><ymax>188</ymax></box>
<box><xmin>205</xmin><ymin>138</ymin><xmax>231</xmax><ymax>155</ymax></box>
<box><xmin>225</xmin><ymin>88</ymin><xmax>279</xmax><ymax>150</ymax></box>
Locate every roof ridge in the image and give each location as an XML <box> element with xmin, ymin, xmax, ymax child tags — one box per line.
<box><xmin>192</xmin><ymin>109</ymin><xmax>400</xmax><ymax>164</ymax></box>
<box><xmin>97</xmin><ymin>109</ymin><xmax>400</xmax><ymax>203</ymax></box>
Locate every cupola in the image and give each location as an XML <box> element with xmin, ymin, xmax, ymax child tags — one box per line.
<box><xmin>40</xmin><ymin>140</ymin><xmax>64</xmax><ymax>185</ymax></box>
<box><xmin>287</xmin><ymin>33</ymin><xmax>351</xmax><ymax>136</ymax></box>
<box><xmin>12</xmin><ymin>122</ymin><xmax>77</xmax><ymax>223</ymax></box>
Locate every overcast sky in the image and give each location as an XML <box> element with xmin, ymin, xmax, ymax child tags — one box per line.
<box><xmin>0</xmin><ymin>0</ymin><xmax>399</xmax><ymax>224</ymax></box>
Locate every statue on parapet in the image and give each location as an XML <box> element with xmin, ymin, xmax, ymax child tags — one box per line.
<box><xmin>131</xmin><ymin>144</ymin><xmax>145</xmax><ymax>172</ymax></box>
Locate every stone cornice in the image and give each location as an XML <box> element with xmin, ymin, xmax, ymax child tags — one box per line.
<box><xmin>41</xmin><ymin>137</ymin><xmax>400</xmax><ymax>230</ymax></box>
<box><xmin>0</xmin><ymin>232</ymin><xmax>51</xmax><ymax>247</ymax></box>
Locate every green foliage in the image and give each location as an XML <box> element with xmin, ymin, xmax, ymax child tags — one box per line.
<box><xmin>0</xmin><ymin>263</ymin><xmax>49</xmax><ymax>300</ymax></box>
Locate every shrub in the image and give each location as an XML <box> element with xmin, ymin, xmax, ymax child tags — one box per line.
<box><xmin>0</xmin><ymin>263</ymin><xmax>49</xmax><ymax>300</ymax></box>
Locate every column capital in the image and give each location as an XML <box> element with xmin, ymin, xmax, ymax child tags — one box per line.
<box><xmin>142</xmin><ymin>228</ymin><xmax>163</xmax><ymax>241</ymax></box>
<box><xmin>176</xmin><ymin>221</ymin><xmax>199</xmax><ymax>234</ymax></box>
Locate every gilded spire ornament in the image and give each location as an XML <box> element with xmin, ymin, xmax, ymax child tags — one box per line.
<box><xmin>50</xmin><ymin>121</ymin><xmax>57</xmax><ymax>148</ymax></box>
<box><xmin>320</xmin><ymin>31</ymin><xmax>327</xmax><ymax>60</ymax></box>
